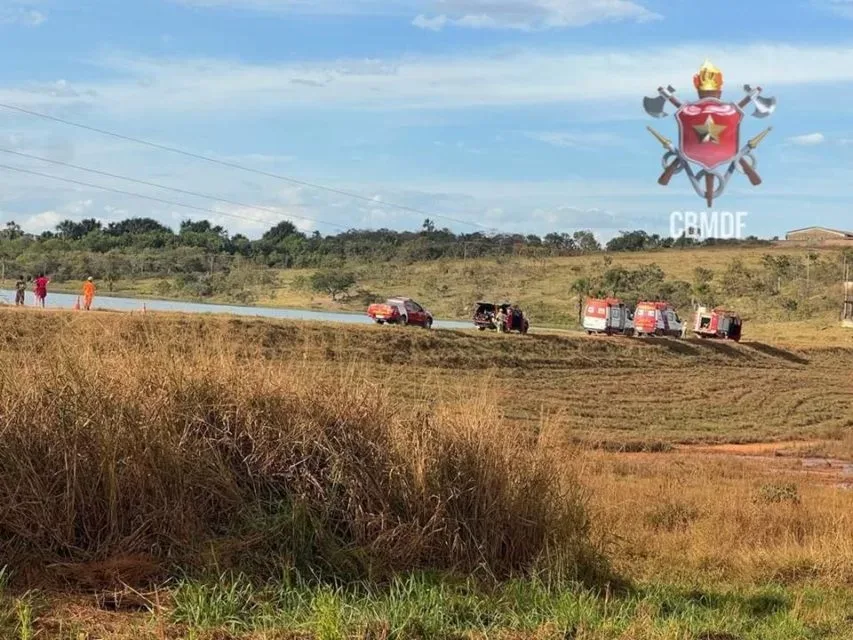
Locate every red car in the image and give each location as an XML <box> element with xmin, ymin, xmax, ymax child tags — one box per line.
<box><xmin>367</xmin><ymin>297</ymin><xmax>433</xmax><ymax>328</ymax></box>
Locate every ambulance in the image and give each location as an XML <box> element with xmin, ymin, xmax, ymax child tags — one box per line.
<box><xmin>633</xmin><ymin>301</ymin><xmax>684</xmax><ymax>338</ymax></box>
<box><xmin>582</xmin><ymin>297</ymin><xmax>634</xmax><ymax>336</ymax></box>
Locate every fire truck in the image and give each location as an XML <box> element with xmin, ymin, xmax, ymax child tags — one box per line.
<box><xmin>693</xmin><ymin>306</ymin><xmax>743</xmax><ymax>341</ymax></box>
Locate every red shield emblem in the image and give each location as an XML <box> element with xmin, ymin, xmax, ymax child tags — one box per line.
<box><xmin>676</xmin><ymin>98</ymin><xmax>742</xmax><ymax>170</ymax></box>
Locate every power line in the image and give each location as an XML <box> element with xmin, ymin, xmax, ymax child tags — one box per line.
<box><xmin>0</xmin><ymin>147</ymin><xmax>347</xmax><ymax>231</ymax></box>
<box><xmin>0</xmin><ymin>102</ymin><xmax>498</xmax><ymax>233</ymax></box>
<box><xmin>0</xmin><ymin>162</ymin><xmax>321</xmax><ymax>231</ymax></box>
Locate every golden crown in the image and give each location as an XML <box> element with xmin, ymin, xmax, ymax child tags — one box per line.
<box><xmin>693</xmin><ymin>59</ymin><xmax>723</xmax><ymax>92</ymax></box>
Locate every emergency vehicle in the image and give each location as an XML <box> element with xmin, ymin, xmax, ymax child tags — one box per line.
<box><xmin>633</xmin><ymin>301</ymin><xmax>684</xmax><ymax>337</ymax></box>
<box><xmin>582</xmin><ymin>298</ymin><xmax>634</xmax><ymax>336</ymax></box>
<box><xmin>693</xmin><ymin>306</ymin><xmax>743</xmax><ymax>341</ymax></box>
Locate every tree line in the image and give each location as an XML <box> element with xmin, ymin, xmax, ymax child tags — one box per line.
<box><xmin>0</xmin><ymin>216</ymin><xmax>771</xmax><ymax>280</ymax></box>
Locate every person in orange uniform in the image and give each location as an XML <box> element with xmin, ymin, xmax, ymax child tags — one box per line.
<box><xmin>82</xmin><ymin>276</ymin><xmax>96</xmax><ymax>311</ymax></box>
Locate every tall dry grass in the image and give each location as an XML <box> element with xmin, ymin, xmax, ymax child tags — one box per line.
<box><xmin>0</xmin><ymin>313</ymin><xmax>599</xmax><ymax>586</ymax></box>
<box><xmin>586</xmin><ymin>452</ymin><xmax>853</xmax><ymax>586</ymax></box>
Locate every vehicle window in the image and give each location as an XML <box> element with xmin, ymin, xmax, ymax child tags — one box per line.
<box><xmin>411</xmin><ymin>302</ymin><xmax>423</xmax><ymax>312</ymax></box>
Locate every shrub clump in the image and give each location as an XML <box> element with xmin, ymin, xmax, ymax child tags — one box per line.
<box><xmin>0</xmin><ymin>318</ymin><xmax>600</xmax><ymax>586</ymax></box>
<box><xmin>753</xmin><ymin>482</ymin><xmax>801</xmax><ymax>505</ymax></box>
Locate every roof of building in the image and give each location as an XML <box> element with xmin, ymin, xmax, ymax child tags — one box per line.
<box><xmin>786</xmin><ymin>226</ymin><xmax>853</xmax><ymax>237</ymax></box>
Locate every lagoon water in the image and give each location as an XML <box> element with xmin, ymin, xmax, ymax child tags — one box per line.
<box><xmin>0</xmin><ymin>289</ymin><xmax>473</xmax><ymax>330</ymax></box>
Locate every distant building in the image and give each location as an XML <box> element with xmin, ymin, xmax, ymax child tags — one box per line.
<box><xmin>783</xmin><ymin>226</ymin><xmax>853</xmax><ymax>246</ymax></box>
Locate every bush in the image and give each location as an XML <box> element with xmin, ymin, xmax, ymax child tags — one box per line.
<box><xmin>644</xmin><ymin>501</ymin><xmax>700</xmax><ymax>532</ymax></box>
<box><xmin>0</xmin><ymin>314</ymin><xmax>600</xmax><ymax>585</ymax></box>
<box><xmin>754</xmin><ymin>482</ymin><xmax>800</xmax><ymax>505</ymax></box>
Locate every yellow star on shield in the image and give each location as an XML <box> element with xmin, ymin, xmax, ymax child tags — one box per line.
<box><xmin>693</xmin><ymin>115</ymin><xmax>727</xmax><ymax>144</ymax></box>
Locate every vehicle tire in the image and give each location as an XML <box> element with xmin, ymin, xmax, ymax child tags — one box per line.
<box><xmin>478</xmin><ymin>326</ymin><xmax>486</xmax><ymax>331</ymax></box>
<box><xmin>376</xmin><ymin>319</ymin><xmax>385</xmax><ymax>325</ymax></box>
<box><xmin>399</xmin><ymin>315</ymin><xmax>408</xmax><ymax>326</ymax></box>
<box><xmin>424</xmin><ymin>318</ymin><xmax>432</xmax><ymax>329</ymax></box>
<box><xmin>587</xmin><ymin>330</ymin><xmax>593</xmax><ymax>335</ymax></box>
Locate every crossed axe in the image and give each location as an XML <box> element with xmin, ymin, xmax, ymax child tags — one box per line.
<box><xmin>643</xmin><ymin>84</ymin><xmax>776</xmax><ymax>120</ymax></box>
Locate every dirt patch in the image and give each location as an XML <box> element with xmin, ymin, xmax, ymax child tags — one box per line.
<box><xmin>676</xmin><ymin>440</ymin><xmax>825</xmax><ymax>456</ymax></box>
<box><xmin>673</xmin><ymin>440</ymin><xmax>853</xmax><ymax>487</ymax></box>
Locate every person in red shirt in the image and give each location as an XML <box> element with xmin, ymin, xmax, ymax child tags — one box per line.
<box><xmin>34</xmin><ymin>273</ymin><xmax>49</xmax><ymax>308</ymax></box>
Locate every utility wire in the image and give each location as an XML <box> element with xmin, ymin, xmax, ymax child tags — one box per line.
<box><xmin>0</xmin><ymin>147</ymin><xmax>347</xmax><ymax>231</ymax></box>
<box><xmin>0</xmin><ymin>102</ymin><xmax>498</xmax><ymax>233</ymax></box>
<box><xmin>0</xmin><ymin>162</ymin><xmax>323</xmax><ymax>231</ymax></box>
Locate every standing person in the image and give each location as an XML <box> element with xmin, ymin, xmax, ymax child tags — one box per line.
<box><xmin>82</xmin><ymin>276</ymin><xmax>96</xmax><ymax>311</ymax></box>
<box><xmin>33</xmin><ymin>273</ymin><xmax>49</xmax><ymax>308</ymax></box>
<box><xmin>15</xmin><ymin>275</ymin><xmax>26</xmax><ymax>306</ymax></box>
<box><xmin>495</xmin><ymin>305</ymin><xmax>506</xmax><ymax>333</ymax></box>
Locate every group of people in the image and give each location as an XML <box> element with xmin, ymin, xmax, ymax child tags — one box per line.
<box><xmin>13</xmin><ymin>275</ymin><xmax>96</xmax><ymax>310</ymax></box>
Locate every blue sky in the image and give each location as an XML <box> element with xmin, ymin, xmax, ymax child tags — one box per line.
<box><xmin>1</xmin><ymin>0</ymin><xmax>853</xmax><ymax>241</ymax></box>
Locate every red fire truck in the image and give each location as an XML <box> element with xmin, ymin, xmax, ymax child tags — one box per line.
<box><xmin>693</xmin><ymin>306</ymin><xmax>743</xmax><ymax>341</ymax></box>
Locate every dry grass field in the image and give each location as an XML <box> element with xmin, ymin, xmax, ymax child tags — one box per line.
<box><xmin>0</xmin><ymin>309</ymin><xmax>851</xmax><ymax>638</ymax></box>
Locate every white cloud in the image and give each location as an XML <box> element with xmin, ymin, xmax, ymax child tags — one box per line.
<box><xmin>207</xmin><ymin>204</ymin><xmax>316</xmax><ymax>235</ymax></box>
<box><xmin>174</xmin><ymin>0</ymin><xmax>659</xmax><ymax>29</ymax></box>
<box><xmin>787</xmin><ymin>133</ymin><xmax>825</xmax><ymax>146</ymax></box>
<box><xmin>819</xmin><ymin>0</ymin><xmax>853</xmax><ymax>18</ymax></box>
<box><xmin>526</xmin><ymin>131</ymin><xmax>625</xmax><ymax>148</ymax></box>
<box><xmin>18</xmin><ymin>210</ymin><xmax>61</xmax><ymax>233</ymax></box>
<box><xmin>6</xmin><ymin>42</ymin><xmax>850</xmax><ymax>116</ymax></box>
<box><xmin>172</xmin><ymin>0</ymin><xmax>399</xmax><ymax>15</ymax></box>
<box><xmin>411</xmin><ymin>13</ymin><xmax>447</xmax><ymax>30</ymax></box>
<box><xmin>15</xmin><ymin>198</ymin><xmax>95</xmax><ymax>234</ymax></box>
<box><xmin>0</xmin><ymin>3</ymin><xmax>47</xmax><ymax>27</ymax></box>
<box><xmin>413</xmin><ymin>0</ymin><xmax>660</xmax><ymax>31</ymax></box>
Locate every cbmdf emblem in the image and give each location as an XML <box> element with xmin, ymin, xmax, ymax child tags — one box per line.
<box><xmin>643</xmin><ymin>60</ymin><xmax>777</xmax><ymax>206</ymax></box>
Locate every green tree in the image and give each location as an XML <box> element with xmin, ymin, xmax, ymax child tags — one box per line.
<box><xmin>692</xmin><ymin>266</ymin><xmax>716</xmax><ymax>306</ymax></box>
<box><xmin>760</xmin><ymin>254</ymin><xmax>795</xmax><ymax>295</ymax></box>
<box><xmin>573</xmin><ymin>230</ymin><xmax>601</xmax><ymax>253</ymax></box>
<box><xmin>570</xmin><ymin>277</ymin><xmax>596</xmax><ymax>325</ymax></box>
<box><xmin>310</xmin><ymin>270</ymin><xmax>357</xmax><ymax>301</ymax></box>
<box><xmin>1</xmin><ymin>221</ymin><xmax>24</xmax><ymax>241</ymax></box>
<box><xmin>606</xmin><ymin>230</ymin><xmax>651</xmax><ymax>252</ymax></box>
